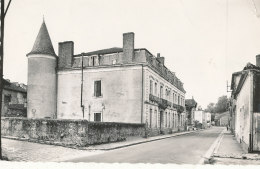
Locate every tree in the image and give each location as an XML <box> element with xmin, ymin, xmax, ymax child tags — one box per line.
<box><xmin>215</xmin><ymin>95</ymin><xmax>228</xmax><ymax>113</ymax></box>
<box><xmin>205</xmin><ymin>96</ymin><xmax>229</xmax><ymax>121</ymax></box>
<box><xmin>205</xmin><ymin>102</ymin><xmax>215</xmax><ymax>113</ymax></box>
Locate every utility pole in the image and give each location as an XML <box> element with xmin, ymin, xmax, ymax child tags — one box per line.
<box><xmin>226</xmin><ymin>81</ymin><xmax>232</xmax><ymax>93</ymax></box>
<box><xmin>80</xmin><ymin>53</ymin><xmax>84</xmax><ymax>119</ymax></box>
<box><xmin>0</xmin><ymin>0</ymin><xmax>12</xmax><ymax>160</ymax></box>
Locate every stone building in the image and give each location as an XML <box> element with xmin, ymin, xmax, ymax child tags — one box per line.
<box><xmin>26</xmin><ymin>20</ymin><xmax>186</xmax><ymax>134</ymax></box>
<box><xmin>230</xmin><ymin>55</ymin><xmax>260</xmax><ymax>152</ymax></box>
<box><xmin>1</xmin><ymin>79</ymin><xmax>27</xmax><ymax>117</ymax></box>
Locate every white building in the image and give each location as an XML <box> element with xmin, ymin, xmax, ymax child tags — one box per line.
<box><xmin>26</xmin><ymin>20</ymin><xmax>187</xmax><ymax>135</ymax></box>
<box><xmin>194</xmin><ymin>110</ymin><xmax>205</xmax><ymax>124</ymax></box>
<box><xmin>205</xmin><ymin>112</ymin><xmax>211</xmax><ymax>123</ymax></box>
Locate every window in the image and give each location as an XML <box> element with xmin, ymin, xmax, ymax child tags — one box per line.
<box><xmin>150</xmin><ymin>80</ymin><xmax>153</xmax><ymax>94</ymax></box>
<box><xmin>94</xmin><ymin>113</ymin><xmax>101</xmax><ymax>122</ymax></box>
<box><xmin>155</xmin><ymin>110</ymin><xmax>157</xmax><ymax>128</ymax></box>
<box><xmin>154</xmin><ymin>82</ymin><xmax>157</xmax><ymax>95</ymax></box>
<box><xmin>94</xmin><ymin>80</ymin><xmax>102</xmax><ymax>97</ymax></box>
<box><xmin>90</xmin><ymin>56</ymin><xmax>95</xmax><ymax>66</ymax></box>
<box><xmin>150</xmin><ymin>109</ymin><xmax>152</xmax><ymax>128</ymax></box>
<box><xmin>169</xmin><ymin>113</ymin><xmax>171</xmax><ymax>127</ymax></box>
<box><xmin>166</xmin><ymin>112</ymin><xmax>167</xmax><ymax>127</ymax></box>
<box><xmin>173</xmin><ymin>113</ymin><xmax>175</xmax><ymax>128</ymax></box>
<box><xmin>4</xmin><ymin>95</ymin><xmax>11</xmax><ymax>103</ymax></box>
<box><xmin>160</xmin><ymin>86</ymin><xmax>163</xmax><ymax>98</ymax></box>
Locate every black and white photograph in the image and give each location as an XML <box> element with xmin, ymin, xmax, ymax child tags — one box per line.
<box><xmin>1</xmin><ymin>0</ymin><xmax>260</xmax><ymax>168</ymax></box>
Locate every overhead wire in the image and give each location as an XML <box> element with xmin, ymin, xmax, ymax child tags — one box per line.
<box><xmin>225</xmin><ymin>0</ymin><xmax>229</xmax><ymax>93</ymax></box>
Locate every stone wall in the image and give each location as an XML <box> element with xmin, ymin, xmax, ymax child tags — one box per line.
<box><xmin>1</xmin><ymin>117</ymin><xmax>145</xmax><ymax>147</ymax></box>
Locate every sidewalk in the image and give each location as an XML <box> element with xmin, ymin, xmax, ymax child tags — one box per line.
<box><xmin>212</xmin><ymin>130</ymin><xmax>260</xmax><ymax>165</ymax></box>
<box><xmin>2</xmin><ymin>130</ymin><xmax>198</xmax><ymax>162</ymax></box>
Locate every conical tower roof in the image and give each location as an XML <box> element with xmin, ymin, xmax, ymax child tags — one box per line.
<box><xmin>27</xmin><ymin>20</ymin><xmax>57</xmax><ymax>57</ymax></box>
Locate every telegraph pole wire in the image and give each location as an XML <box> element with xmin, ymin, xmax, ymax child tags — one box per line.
<box><xmin>225</xmin><ymin>0</ymin><xmax>230</xmax><ymax>95</ymax></box>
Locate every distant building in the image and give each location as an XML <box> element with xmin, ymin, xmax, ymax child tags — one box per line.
<box><xmin>185</xmin><ymin>97</ymin><xmax>197</xmax><ymax>126</ymax></box>
<box><xmin>214</xmin><ymin>112</ymin><xmax>229</xmax><ymax>126</ymax></box>
<box><xmin>230</xmin><ymin>55</ymin><xmax>260</xmax><ymax>152</ymax></box>
<box><xmin>1</xmin><ymin>79</ymin><xmax>27</xmax><ymax>117</ymax></box>
<box><xmin>194</xmin><ymin>109</ymin><xmax>210</xmax><ymax>129</ymax></box>
<box><xmin>205</xmin><ymin>112</ymin><xmax>211</xmax><ymax>123</ymax></box>
<box><xmin>194</xmin><ymin>110</ymin><xmax>205</xmax><ymax>124</ymax></box>
<box><xmin>26</xmin><ymin>20</ymin><xmax>186</xmax><ymax>134</ymax></box>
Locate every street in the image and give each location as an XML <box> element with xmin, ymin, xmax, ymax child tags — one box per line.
<box><xmin>66</xmin><ymin>127</ymin><xmax>224</xmax><ymax>164</ymax></box>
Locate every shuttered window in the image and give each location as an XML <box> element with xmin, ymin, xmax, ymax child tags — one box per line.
<box><xmin>94</xmin><ymin>80</ymin><xmax>101</xmax><ymax>97</ymax></box>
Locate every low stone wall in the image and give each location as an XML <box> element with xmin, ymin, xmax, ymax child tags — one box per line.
<box><xmin>1</xmin><ymin>117</ymin><xmax>145</xmax><ymax>147</ymax></box>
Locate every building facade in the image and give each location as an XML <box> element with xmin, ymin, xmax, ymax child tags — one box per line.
<box><xmin>230</xmin><ymin>55</ymin><xmax>260</xmax><ymax>152</ymax></box>
<box><xmin>1</xmin><ymin>79</ymin><xmax>27</xmax><ymax>117</ymax></box>
<box><xmin>194</xmin><ymin>110</ymin><xmax>205</xmax><ymax>124</ymax></box>
<box><xmin>205</xmin><ymin>112</ymin><xmax>211</xmax><ymax>124</ymax></box>
<box><xmin>26</xmin><ymin>21</ymin><xmax>186</xmax><ymax>134</ymax></box>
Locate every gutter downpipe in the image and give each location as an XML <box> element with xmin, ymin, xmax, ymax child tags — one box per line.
<box><xmin>141</xmin><ymin>64</ymin><xmax>144</xmax><ymax>124</ymax></box>
<box><xmin>80</xmin><ymin>53</ymin><xmax>85</xmax><ymax>119</ymax></box>
<box><xmin>249</xmin><ymin>71</ymin><xmax>254</xmax><ymax>152</ymax></box>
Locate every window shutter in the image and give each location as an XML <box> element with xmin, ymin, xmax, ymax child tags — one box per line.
<box><xmin>97</xmin><ymin>81</ymin><xmax>101</xmax><ymax>96</ymax></box>
<box><xmin>94</xmin><ymin>81</ymin><xmax>97</xmax><ymax>96</ymax></box>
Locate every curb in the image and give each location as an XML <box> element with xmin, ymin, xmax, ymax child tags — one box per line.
<box><xmin>197</xmin><ymin>129</ymin><xmax>225</xmax><ymax>164</ymax></box>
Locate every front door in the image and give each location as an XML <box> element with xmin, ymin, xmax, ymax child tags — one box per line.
<box><xmin>160</xmin><ymin>111</ymin><xmax>163</xmax><ymax>129</ymax></box>
<box><xmin>253</xmin><ymin>113</ymin><xmax>260</xmax><ymax>151</ymax></box>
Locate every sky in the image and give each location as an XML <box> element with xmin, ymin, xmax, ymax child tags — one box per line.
<box><xmin>3</xmin><ymin>0</ymin><xmax>260</xmax><ymax>109</ymax></box>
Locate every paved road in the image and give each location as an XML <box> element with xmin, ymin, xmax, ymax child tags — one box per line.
<box><xmin>67</xmin><ymin>127</ymin><xmax>225</xmax><ymax>164</ymax></box>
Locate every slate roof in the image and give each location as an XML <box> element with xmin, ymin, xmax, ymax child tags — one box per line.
<box><xmin>27</xmin><ymin>20</ymin><xmax>57</xmax><ymax>57</ymax></box>
<box><xmin>243</xmin><ymin>62</ymin><xmax>260</xmax><ymax>71</ymax></box>
<box><xmin>3</xmin><ymin>79</ymin><xmax>27</xmax><ymax>93</ymax></box>
<box><xmin>80</xmin><ymin>47</ymin><xmax>123</xmax><ymax>56</ymax></box>
<box><xmin>74</xmin><ymin>47</ymin><xmax>153</xmax><ymax>57</ymax></box>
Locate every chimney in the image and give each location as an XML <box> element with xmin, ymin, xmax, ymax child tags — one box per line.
<box><xmin>58</xmin><ymin>41</ymin><xmax>74</xmax><ymax>68</ymax></box>
<box><xmin>123</xmin><ymin>32</ymin><xmax>134</xmax><ymax>63</ymax></box>
<box><xmin>13</xmin><ymin>82</ymin><xmax>19</xmax><ymax>86</ymax></box>
<box><xmin>157</xmin><ymin>53</ymin><xmax>160</xmax><ymax>58</ymax></box>
<box><xmin>256</xmin><ymin>54</ymin><xmax>260</xmax><ymax>67</ymax></box>
<box><xmin>157</xmin><ymin>56</ymin><xmax>165</xmax><ymax>65</ymax></box>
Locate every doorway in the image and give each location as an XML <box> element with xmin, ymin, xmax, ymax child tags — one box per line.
<box><xmin>160</xmin><ymin>111</ymin><xmax>163</xmax><ymax>129</ymax></box>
